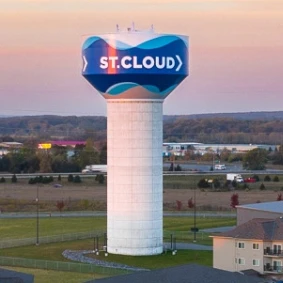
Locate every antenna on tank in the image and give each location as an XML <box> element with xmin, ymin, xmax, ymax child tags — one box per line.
<box><xmin>132</xmin><ymin>22</ymin><xmax>135</xmax><ymax>31</ymax></box>
<box><xmin>151</xmin><ymin>24</ymin><xmax>154</xmax><ymax>31</ymax></box>
<box><xmin>116</xmin><ymin>24</ymin><xmax>119</xmax><ymax>32</ymax></box>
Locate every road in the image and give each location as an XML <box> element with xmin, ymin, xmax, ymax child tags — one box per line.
<box><xmin>0</xmin><ymin>169</ymin><xmax>283</xmax><ymax>179</ymax></box>
<box><xmin>0</xmin><ymin>211</ymin><xmax>236</xmax><ymax>219</ymax></box>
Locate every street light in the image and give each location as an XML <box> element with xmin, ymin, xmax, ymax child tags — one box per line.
<box><xmin>191</xmin><ymin>188</ymin><xmax>198</xmax><ymax>242</ymax></box>
<box><xmin>35</xmin><ymin>186</ymin><xmax>39</xmax><ymax>246</ymax></box>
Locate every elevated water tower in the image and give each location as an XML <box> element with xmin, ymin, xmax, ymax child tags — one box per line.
<box><xmin>82</xmin><ymin>24</ymin><xmax>189</xmax><ymax>255</ymax></box>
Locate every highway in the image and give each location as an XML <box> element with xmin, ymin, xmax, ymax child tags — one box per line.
<box><xmin>0</xmin><ymin>170</ymin><xmax>283</xmax><ymax>179</ymax></box>
<box><xmin>0</xmin><ymin>211</ymin><xmax>236</xmax><ymax>219</ymax></box>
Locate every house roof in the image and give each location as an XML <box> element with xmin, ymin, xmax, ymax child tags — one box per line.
<box><xmin>236</xmin><ymin>201</ymin><xmax>283</xmax><ymax>214</ymax></box>
<box><xmin>0</xmin><ymin>267</ymin><xmax>34</xmax><ymax>283</ymax></box>
<box><xmin>85</xmin><ymin>264</ymin><xmax>262</xmax><ymax>283</ymax></box>
<box><xmin>214</xmin><ymin>217</ymin><xmax>283</xmax><ymax>241</ymax></box>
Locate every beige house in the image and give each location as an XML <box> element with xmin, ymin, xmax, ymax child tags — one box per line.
<box><xmin>213</xmin><ymin>217</ymin><xmax>283</xmax><ymax>278</ymax></box>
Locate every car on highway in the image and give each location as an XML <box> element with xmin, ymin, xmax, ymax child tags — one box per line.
<box><xmin>244</xmin><ymin>177</ymin><xmax>257</xmax><ymax>183</ymax></box>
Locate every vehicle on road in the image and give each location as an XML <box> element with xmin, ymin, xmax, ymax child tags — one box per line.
<box><xmin>214</xmin><ymin>164</ymin><xmax>226</xmax><ymax>170</ymax></box>
<box><xmin>82</xmin><ymin>165</ymin><xmax>107</xmax><ymax>173</ymax></box>
<box><xmin>244</xmin><ymin>177</ymin><xmax>256</xmax><ymax>183</ymax></box>
<box><xmin>227</xmin><ymin>173</ymin><xmax>244</xmax><ymax>183</ymax></box>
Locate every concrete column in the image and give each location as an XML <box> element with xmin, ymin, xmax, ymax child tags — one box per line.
<box><xmin>107</xmin><ymin>99</ymin><xmax>163</xmax><ymax>255</ymax></box>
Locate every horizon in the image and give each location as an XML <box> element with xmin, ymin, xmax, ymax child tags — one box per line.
<box><xmin>1</xmin><ymin>109</ymin><xmax>283</xmax><ymax>118</ymax></box>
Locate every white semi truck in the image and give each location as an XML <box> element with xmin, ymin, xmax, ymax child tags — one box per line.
<box><xmin>82</xmin><ymin>165</ymin><xmax>107</xmax><ymax>173</ymax></box>
<box><xmin>227</xmin><ymin>173</ymin><xmax>244</xmax><ymax>183</ymax></box>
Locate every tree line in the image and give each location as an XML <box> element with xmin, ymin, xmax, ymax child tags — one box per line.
<box><xmin>2</xmin><ymin>114</ymin><xmax>283</xmax><ymax>144</ymax></box>
<box><xmin>0</xmin><ymin>139</ymin><xmax>106</xmax><ymax>174</ymax></box>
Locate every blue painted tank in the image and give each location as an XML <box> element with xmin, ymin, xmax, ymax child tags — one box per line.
<box><xmin>82</xmin><ymin>27</ymin><xmax>188</xmax><ymax>99</ymax></box>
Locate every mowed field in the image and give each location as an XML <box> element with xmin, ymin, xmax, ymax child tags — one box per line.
<box><xmin>0</xmin><ymin>174</ymin><xmax>282</xmax><ymax>210</ymax></box>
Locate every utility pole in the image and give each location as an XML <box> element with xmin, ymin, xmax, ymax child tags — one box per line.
<box><xmin>36</xmin><ymin>186</ymin><xmax>39</xmax><ymax>246</ymax></box>
<box><xmin>191</xmin><ymin>188</ymin><xmax>198</xmax><ymax>242</ymax></box>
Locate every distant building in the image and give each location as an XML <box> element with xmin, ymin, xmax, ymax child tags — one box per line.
<box><xmin>236</xmin><ymin>201</ymin><xmax>283</xmax><ymax>226</ymax></box>
<box><xmin>48</xmin><ymin>140</ymin><xmax>86</xmax><ymax>147</ymax></box>
<box><xmin>162</xmin><ymin>142</ymin><xmax>277</xmax><ymax>157</ymax></box>
<box><xmin>85</xmin><ymin>263</ymin><xmax>262</xmax><ymax>283</ymax></box>
<box><xmin>0</xmin><ymin>142</ymin><xmax>23</xmax><ymax>157</ymax></box>
<box><xmin>213</xmin><ymin>217</ymin><xmax>283</xmax><ymax>280</ymax></box>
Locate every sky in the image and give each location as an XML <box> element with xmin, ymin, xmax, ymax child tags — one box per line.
<box><xmin>1</xmin><ymin>0</ymin><xmax>283</xmax><ymax>116</ymax></box>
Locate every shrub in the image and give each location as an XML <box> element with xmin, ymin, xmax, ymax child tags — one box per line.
<box><xmin>252</xmin><ymin>175</ymin><xmax>260</xmax><ymax>182</ymax></box>
<box><xmin>212</xmin><ymin>179</ymin><xmax>221</xmax><ymax>189</ymax></box>
<box><xmin>58</xmin><ymin>175</ymin><xmax>61</xmax><ymax>181</ymax></box>
<box><xmin>0</xmin><ymin>177</ymin><xmax>5</xmax><ymax>183</ymax></box>
<box><xmin>28</xmin><ymin>178</ymin><xmax>36</xmax><ymax>185</ymax></box>
<box><xmin>38</xmin><ymin>175</ymin><xmax>43</xmax><ymax>183</ymax></box>
<box><xmin>175</xmin><ymin>164</ymin><xmax>182</xmax><ymax>171</ymax></box>
<box><xmin>68</xmin><ymin>174</ymin><xmax>74</xmax><ymax>182</ymax></box>
<box><xmin>230</xmin><ymin>193</ymin><xmax>239</xmax><ymax>208</ymax></box>
<box><xmin>273</xmin><ymin>176</ymin><xmax>280</xmax><ymax>182</ymax></box>
<box><xmin>11</xmin><ymin>174</ymin><xmax>17</xmax><ymax>183</ymax></box>
<box><xmin>95</xmin><ymin>174</ymin><xmax>105</xmax><ymax>184</ymax></box>
<box><xmin>73</xmin><ymin>175</ymin><xmax>82</xmax><ymax>183</ymax></box>
<box><xmin>259</xmin><ymin>183</ymin><xmax>266</xmax><ymax>190</ymax></box>
<box><xmin>232</xmin><ymin>180</ymin><xmax>237</xmax><ymax>188</ymax></box>
<box><xmin>264</xmin><ymin>175</ymin><xmax>271</xmax><ymax>182</ymax></box>
<box><xmin>197</xmin><ymin>178</ymin><xmax>209</xmax><ymax>188</ymax></box>
<box><xmin>176</xmin><ymin>200</ymin><xmax>182</xmax><ymax>210</ymax></box>
<box><xmin>188</xmin><ymin>197</ymin><xmax>195</xmax><ymax>208</ymax></box>
<box><xmin>277</xmin><ymin>193</ymin><xmax>282</xmax><ymax>201</ymax></box>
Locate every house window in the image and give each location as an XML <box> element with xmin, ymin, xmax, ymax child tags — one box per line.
<box><xmin>253</xmin><ymin>243</ymin><xmax>259</xmax><ymax>250</ymax></box>
<box><xmin>253</xmin><ymin>259</ymin><xmax>260</xmax><ymax>266</ymax></box>
<box><xmin>238</xmin><ymin>258</ymin><xmax>245</xmax><ymax>265</ymax></box>
<box><xmin>238</xmin><ymin>242</ymin><xmax>245</xmax><ymax>249</ymax></box>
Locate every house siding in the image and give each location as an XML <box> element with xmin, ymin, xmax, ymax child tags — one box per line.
<box><xmin>213</xmin><ymin>238</ymin><xmax>264</xmax><ymax>274</ymax></box>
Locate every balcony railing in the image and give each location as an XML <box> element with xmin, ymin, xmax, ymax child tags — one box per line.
<box><xmin>264</xmin><ymin>265</ymin><xmax>283</xmax><ymax>273</ymax></box>
<box><xmin>264</xmin><ymin>248</ymin><xmax>283</xmax><ymax>256</ymax></box>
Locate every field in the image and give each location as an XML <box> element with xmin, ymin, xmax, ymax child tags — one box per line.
<box><xmin>0</xmin><ymin>174</ymin><xmax>283</xmax><ymax>212</ymax></box>
<box><xmin>0</xmin><ymin>217</ymin><xmax>236</xmax><ymax>241</ymax></box>
<box><xmin>0</xmin><ymin>216</ymin><xmax>223</xmax><ymax>283</ymax></box>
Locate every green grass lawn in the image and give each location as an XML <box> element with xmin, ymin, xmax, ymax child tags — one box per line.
<box><xmin>0</xmin><ymin>217</ymin><xmax>107</xmax><ymax>240</ymax></box>
<box><xmin>88</xmin><ymin>250</ymin><xmax>212</xmax><ymax>269</ymax></box>
<box><xmin>164</xmin><ymin>217</ymin><xmax>235</xmax><ymax>231</ymax></box>
<box><xmin>2</xmin><ymin>266</ymin><xmax>106</xmax><ymax>283</ymax></box>
<box><xmin>0</xmin><ymin>239</ymin><xmax>95</xmax><ymax>261</ymax></box>
<box><xmin>0</xmin><ymin>216</ymin><xmax>235</xmax><ymax>241</ymax></box>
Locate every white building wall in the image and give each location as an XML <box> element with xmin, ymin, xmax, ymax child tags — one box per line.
<box><xmin>213</xmin><ymin>238</ymin><xmax>264</xmax><ymax>274</ymax></box>
<box><xmin>107</xmin><ymin>99</ymin><xmax>163</xmax><ymax>255</ymax></box>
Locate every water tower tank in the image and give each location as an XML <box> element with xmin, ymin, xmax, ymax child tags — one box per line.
<box><xmin>82</xmin><ymin>25</ymin><xmax>188</xmax><ymax>255</ymax></box>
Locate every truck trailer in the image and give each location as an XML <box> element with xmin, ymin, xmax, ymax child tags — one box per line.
<box><xmin>227</xmin><ymin>173</ymin><xmax>244</xmax><ymax>183</ymax></box>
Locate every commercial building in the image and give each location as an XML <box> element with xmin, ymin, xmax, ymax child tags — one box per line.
<box><xmin>236</xmin><ymin>202</ymin><xmax>283</xmax><ymax>226</ymax></box>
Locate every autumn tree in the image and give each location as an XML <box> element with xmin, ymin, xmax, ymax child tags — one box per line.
<box><xmin>38</xmin><ymin>151</ymin><xmax>52</xmax><ymax>173</ymax></box>
<box><xmin>176</xmin><ymin>200</ymin><xmax>182</xmax><ymax>211</ymax></box>
<box><xmin>56</xmin><ymin>200</ymin><xmax>65</xmax><ymax>214</ymax></box>
<box><xmin>230</xmin><ymin>193</ymin><xmax>239</xmax><ymax>208</ymax></box>
<box><xmin>277</xmin><ymin>193</ymin><xmax>282</xmax><ymax>201</ymax></box>
<box><xmin>77</xmin><ymin>138</ymin><xmax>100</xmax><ymax>168</ymax></box>
<box><xmin>242</xmin><ymin>148</ymin><xmax>268</xmax><ymax>170</ymax></box>
<box><xmin>188</xmin><ymin>197</ymin><xmax>195</xmax><ymax>208</ymax></box>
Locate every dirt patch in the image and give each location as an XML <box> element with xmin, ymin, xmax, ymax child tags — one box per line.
<box><xmin>0</xmin><ymin>182</ymin><xmax>281</xmax><ymax>211</ymax></box>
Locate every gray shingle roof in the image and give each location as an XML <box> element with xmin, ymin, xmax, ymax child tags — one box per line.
<box><xmin>236</xmin><ymin>201</ymin><xmax>283</xmax><ymax>213</ymax></box>
<box><xmin>0</xmin><ymin>268</ymin><xmax>34</xmax><ymax>283</ymax></box>
<box><xmin>215</xmin><ymin>217</ymin><xmax>283</xmax><ymax>240</ymax></box>
<box><xmin>85</xmin><ymin>264</ymin><xmax>263</xmax><ymax>283</ymax></box>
